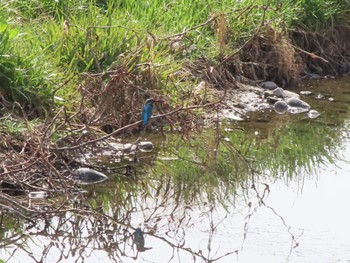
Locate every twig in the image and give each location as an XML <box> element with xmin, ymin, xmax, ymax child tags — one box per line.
<box><xmin>159</xmin><ymin>15</ymin><xmax>218</xmax><ymax>40</ymax></box>
<box><xmin>291</xmin><ymin>44</ymin><xmax>329</xmax><ymax>63</ymax></box>
<box><xmin>0</xmin><ymin>159</ymin><xmax>39</xmax><ymax>177</ymax></box>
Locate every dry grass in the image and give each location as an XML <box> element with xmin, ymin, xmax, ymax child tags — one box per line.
<box><xmin>238</xmin><ymin>24</ymin><xmax>302</xmax><ymax>87</ymax></box>
<box><xmin>292</xmin><ymin>26</ymin><xmax>350</xmax><ymax>75</ymax></box>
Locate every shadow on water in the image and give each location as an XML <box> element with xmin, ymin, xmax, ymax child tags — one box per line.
<box><xmin>1</xmin><ymin>77</ymin><xmax>350</xmax><ymax>262</ymax></box>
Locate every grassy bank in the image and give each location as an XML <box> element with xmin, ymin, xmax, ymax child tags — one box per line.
<box><xmin>1</xmin><ymin>0</ymin><xmax>349</xmax><ymax>120</ymax></box>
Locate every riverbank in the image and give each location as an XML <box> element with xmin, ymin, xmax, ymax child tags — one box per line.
<box><xmin>1</xmin><ymin>1</ymin><xmax>350</xmax><ymax>199</ymax></box>
<box><xmin>1</xmin><ymin>1</ymin><xmax>349</xmax><ymax>116</ymax></box>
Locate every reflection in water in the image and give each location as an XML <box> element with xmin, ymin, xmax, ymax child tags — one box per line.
<box><xmin>0</xmin><ymin>169</ymin><xmax>311</xmax><ymax>262</ymax></box>
<box><xmin>1</xmin><ymin>77</ymin><xmax>350</xmax><ymax>262</ymax></box>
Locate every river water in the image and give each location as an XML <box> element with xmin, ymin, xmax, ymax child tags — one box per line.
<box><xmin>1</xmin><ymin>77</ymin><xmax>350</xmax><ymax>262</ymax></box>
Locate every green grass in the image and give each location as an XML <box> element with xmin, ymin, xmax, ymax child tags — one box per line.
<box><xmin>0</xmin><ymin>0</ymin><xmax>349</xmax><ymax>119</ymax></box>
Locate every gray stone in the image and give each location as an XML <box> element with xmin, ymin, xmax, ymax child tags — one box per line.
<box><xmin>73</xmin><ymin>168</ymin><xmax>108</xmax><ymax>185</ymax></box>
<box><xmin>283</xmin><ymin>90</ymin><xmax>300</xmax><ymax>99</ymax></box>
<box><xmin>273</xmin><ymin>87</ymin><xmax>285</xmax><ymax>98</ymax></box>
<box><xmin>273</xmin><ymin>88</ymin><xmax>300</xmax><ymax>99</ymax></box>
<box><xmin>274</xmin><ymin>101</ymin><xmax>289</xmax><ymax>114</ymax></box>
<box><xmin>286</xmin><ymin>98</ymin><xmax>310</xmax><ymax>109</ymax></box>
<box><xmin>138</xmin><ymin>141</ymin><xmax>154</xmax><ymax>152</ymax></box>
<box><xmin>308</xmin><ymin>110</ymin><xmax>320</xmax><ymax>119</ymax></box>
<box><xmin>309</xmin><ymin>73</ymin><xmax>322</xmax><ymax>80</ymax></box>
<box><xmin>261</xmin><ymin>81</ymin><xmax>278</xmax><ymax>90</ymax></box>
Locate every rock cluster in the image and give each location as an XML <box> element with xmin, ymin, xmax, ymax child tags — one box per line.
<box><xmin>261</xmin><ymin>81</ymin><xmax>319</xmax><ymax>117</ymax></box>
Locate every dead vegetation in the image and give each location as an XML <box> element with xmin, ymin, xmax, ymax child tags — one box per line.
<box><xmin>238</xmin><ymin>24</ymin><xmax>302</xmax><ymax>87</ymax></box>
<box><xmin>292</xmin><ymin>26</ymin><xmax>350</xmax><ymax>75</ymax></box>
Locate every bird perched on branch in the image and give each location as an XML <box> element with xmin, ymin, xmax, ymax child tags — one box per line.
<box><xmin>134</xmin><ymin>228</ymin><xmax>145</xmax><ymax>251</ymax></box>
<box><xmin>142</xmin><ymin>98</ymin><xmax>162</xmax><ymax>127</ymax></box>
<box><xmin>134</xmin><ymin>228</ymin><xmax>152</xmax><ymax>252</ymax></box>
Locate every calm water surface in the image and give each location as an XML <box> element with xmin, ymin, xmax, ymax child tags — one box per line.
<box><xmin>1</xmin><ymin>77</ymin><xmax>350</xmax><ymax>263</ymax></box>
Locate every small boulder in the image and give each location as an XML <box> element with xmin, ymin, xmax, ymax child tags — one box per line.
<box><xmin>273</xmin><ymin>101</ymin><xmax>289</xmax><ymax>114</ymax></box>
<box><xmin>273</xmin><ymin>87</ymin><xmax>285</xmax><ymax>98</ymax></box>
<box><xmin>261</xmin><ymin>81</ymin><xmax>278</xmax><ymax>90</ymax></box>
<box><xmin>286</xmin><ymin>98</ymin><xmax>310</xmax><ymax>109</ymax></box>
<box><xmin>273</xmin><ymin>88</ymin><xmax>300</xmax><ymax>99</ymax></box>
<box><xmin>283</xmin><ymin>90</ymin><xmax>300</xmax><ymax>99</ymax></box>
